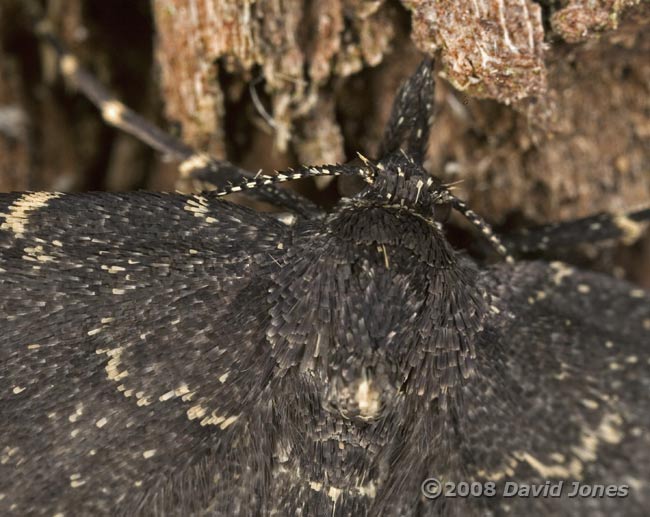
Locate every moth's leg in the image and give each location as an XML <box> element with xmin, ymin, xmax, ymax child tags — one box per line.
<box><xmin>378</xmin><ymin>58</ymin><xmax>435</xmax><ymax>164</ymax></box>
<box><xmin>36</xmin><ymin>26</ymin><xmax>320</xmax><ymax>218</ymax></box>
<box><xmin>506</xmin><ymin>206</ymin><xmax>650</xmax><ymax>256</ymax></box>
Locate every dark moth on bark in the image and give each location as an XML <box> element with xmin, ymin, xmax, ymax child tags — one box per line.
<box><xmin>1</xmin><ymin>47</ymin><xmax>650</xmax><ymax>517</ymax></box>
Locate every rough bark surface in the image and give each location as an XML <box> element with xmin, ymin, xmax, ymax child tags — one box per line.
<box><xmin>404</xmin><ymin>0</ymin><xmax>547</xmax><ymax>108</ymax></box>
<box><xmin>551</xmin><ymin>0</ymin><xmax>644</xmax><ymax>43</ymax></box>
<box><xmin>0</xmin><ymin>0</ymin><xmax>649</xmax><ymax>283</ymax></box>
<box><xmin>153</xmin><ymin>0</ymin><xmax>397</xmax><ymax>161</ymax></box>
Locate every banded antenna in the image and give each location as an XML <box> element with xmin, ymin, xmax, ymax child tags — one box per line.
<box><xmin>213</xmin><ymin>164</ymin><xmax>514</xmax><ymax>263</ymax></box>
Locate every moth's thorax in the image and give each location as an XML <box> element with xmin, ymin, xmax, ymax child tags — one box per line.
<box><xmin>328</xmin><ymin>201</ymin><xmax>455</xmax><ymax>268</ymax></box>
<box><xmin>271</xmin><ymin>204</ymin><xmax>488</xmax><ymax>425</ymax></box>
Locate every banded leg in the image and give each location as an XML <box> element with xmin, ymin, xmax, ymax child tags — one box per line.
<box><xmin>378</xmin><ymin>58</ymin><xmax>435</xmax><ymax>164</ymax></box>
<box><xmin>506</xmin><ymin>206</ymin><xmax>650</xmax><ymax>256</ymax></box>
<box><xmin>36</xmin><ymin>24</ymin><xmax>319</xmax><ymax>218</ymax></box>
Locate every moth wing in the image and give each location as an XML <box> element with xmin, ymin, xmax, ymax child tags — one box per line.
<box><xmin>0</xmin><ymin>192</ymin><xmax>289</xmax><ymax>514</ymax></box>
<box><xmin>447</xmin><ymin>261</ymin><xmax>650</xmax><ymax>516</ymax></box>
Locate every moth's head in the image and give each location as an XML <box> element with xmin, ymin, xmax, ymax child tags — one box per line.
<box><xmin>355</xmin><ymin>150</ymin><xmax>452</xmax><ymax>223</ymax></box>
<box><xmin>214</xmin><ymin>56</ymin><xmax>512</xmax><ymax>262</ymax></box>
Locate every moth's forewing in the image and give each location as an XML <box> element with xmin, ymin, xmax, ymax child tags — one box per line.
<box><xmin>463</xmin><ymin>262</ymin><xmax>650</xmax><ymax>515</ymax></box>
<box><xmin>0</xmin><ymin>192</ymin><xmax>288</xmax><ymax>514</ymax></box>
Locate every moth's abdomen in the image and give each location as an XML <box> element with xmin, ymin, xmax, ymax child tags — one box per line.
<box><xmin>268</xmin><ymin>374</ymin><xmax>389</xmax><ymax>516</ymax></box>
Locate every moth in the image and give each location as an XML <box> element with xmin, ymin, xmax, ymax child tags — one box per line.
<box><xmin>1</xmin><ymin>28</ymin><xmax>650</xmax><ymax>517</ymax></box>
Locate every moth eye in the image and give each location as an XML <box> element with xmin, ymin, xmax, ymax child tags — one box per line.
<box><xmin>434</xmin><ymin>202</ymin><xmax>452</xmax><ymax>223</ymax></box>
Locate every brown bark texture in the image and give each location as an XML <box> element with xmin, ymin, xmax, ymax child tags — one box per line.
<box><xmin>0</xmin><ymin>0</ymin><xmax>649</xmax><ymax>284</ymax></box>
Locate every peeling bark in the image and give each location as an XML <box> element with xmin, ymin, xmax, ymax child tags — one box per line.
<box><xmin>152</xmin><ymin>0</ymin><xmax>397</xmax><ymax>155</ymax></box>
<box><xmin>551</xmin><ymin>0</ymin><xmax>645</xmax><ymax>43</ymax></box>
<box><xmin>435</xmin><ymin>26</ymin><xmax>650</xmax><ymax>224</ymax></box>
<box><xmin>403</xmin><ymin>0</ymin><xmax>547</xmax><ymax>106</ymax></box>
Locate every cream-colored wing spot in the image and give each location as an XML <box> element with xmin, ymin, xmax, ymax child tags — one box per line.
<box><xmin>0</xmin><ymin>192</ymin><xmax>61</xmax><ymax>238</ymax></box>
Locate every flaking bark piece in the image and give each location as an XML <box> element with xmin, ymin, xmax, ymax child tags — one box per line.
<box><xmin>152</xmin><ymin>0</ymin><xmax>395</xmax><ymax>155</ymax></box>
<box><xmin>551</xmin><ymin>0</ymin><xmax>646</xmax><ymax>43</ymax></box>
<box><xmin>402</xmin><ymin>0</ymin><xmax>547</xmax><ymax>105</ymax></box>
